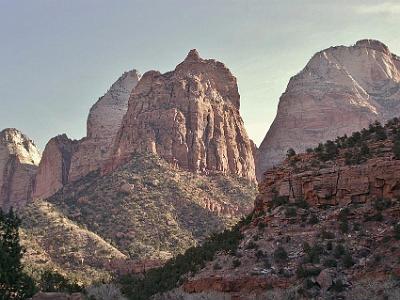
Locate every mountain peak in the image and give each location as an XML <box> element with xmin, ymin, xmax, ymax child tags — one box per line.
<box><xmin>355</xmin><ymin>39</ymin><xmax>390</xmax><ymax>53</ymax></box>
<box><xmin>184</xmin><ymin>49</ymin><xmax>201</xmax><ymax>61</ymax></box>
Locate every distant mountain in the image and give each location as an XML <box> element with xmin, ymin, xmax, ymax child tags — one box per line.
<box><xmin>257</xmin><ymin>39</ymin><xmax>400</xmax><ymax>179</ymax></box>
<box><xmin>0</xmin><ymin>128</ymin><xmax>41</xmax><ymax>210</ymax></box>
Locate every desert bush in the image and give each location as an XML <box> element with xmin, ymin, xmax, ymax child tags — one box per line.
<box><xmin>86</xmin><ymin>284</ymin><xmax>127</xmax><ymax>300</ymax></box>
<box><xmin>273</xmin><ymin>246</ymin><xmax>288</xmax><ymax>263</ymax></box>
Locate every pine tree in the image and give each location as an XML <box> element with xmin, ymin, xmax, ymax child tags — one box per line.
<box><xmin>0</xmin><ymin>209</ymin><xmax>36</xmax><ymax>300</ymax></box>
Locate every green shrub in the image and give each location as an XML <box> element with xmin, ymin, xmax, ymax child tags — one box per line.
<box><xmin>342</xmin><ymin>252</ymin><xmax>355</xmax><ymax>268</ymax></box>
<box><xmin>119</xmin><ymin>218</ymin><xmax>245</xmax><ymax>300</ymax></box>
<box><xmin>285</xmin><ymin>207</ymin><xmax>297</xmax><ymax>218</ymax></box>
<box><xmin>273</xmin><ymin>246</ymin><xmax>288</xmax><ymax>263</ymax></box>
<box><xmin>232</xmin><ymin>259</ymin><xmax>241</xmax><ymax>268</ymax></box>
<box><xmin>334</xmin><ymin>244</ymin><xmax>346</xmax><ymax>258</ymax></box>
<box><xmin>323</xmin><ymin>258</ymin><xmax>337</xmax><ymax>268</ymax></box>
<box><xmin>263</xmin><ymin>257</ymin><xmax>271</xmax><ymax>269</ymax></box>
<box><xmin>364</xmin><ymin>212</ymin><xmax>383</xmax><ymax>222</ymax></box>
<box><xmin>271</xmin><ymin>195</ymin><xmax>289</xmax><ymax>208</ymax></box>
<box><xmin>286</xmin><ymin>148</ymin><xmax>296</xmax><ymax>158</ymax></box>
<box><xmin>296</xmin><ymin>265</ymin><xmax>322</xmax><ymax>278</ymax></box>
<box><xmin>394</xmin><ymin>224</ymin><xmax>400</xmax><ymax>240</ymax></box>
<box><xmin>294</xmin><ymin>197</ymin><xmax>309</xmax><ymax>209</ymax></box>
<box><xmin>255</xmin><ymin>250</ymin><xmax>265</xmax><ymax>260</ymax></box>
<box><xmin>39</xmin><ymin>270</ymin><xmax>82</xmax><ymax>293</ymax></box>
<box><xmin>308</xmin><ymin>214</ymin><xmax>319</xmax><ymax>224</ymax></box>
<box><xmin>0</xmin><ymin>209</ymin><xmax>36</xmax><ymax>300</ymax></box>
<box><xmin>303</xmin><ymin>242</ymin><xmax>324</xmax><ymax>264</ymax></box>
<box><xmin>246</xmin><ymin>240</ymin><xmax>258</xmax><ymax>250</ymax></box>
<box><xmin>339</xmin><ymin>221</ymin><xmax>349</xmax><ymax>233</ymax></box>
<box><xmin>213</xmin><ymin>263</ymin><xmax>222</xmax><ymax>270</ymax></box>
<box><xmin>320</xmin><ymin>229</ymin><xmax>335</xmax><ymax>240</ymax></box>
<box><xmin>374</xmin><ymin>198</ymin><xmax>392</xmax><ymax>211</ymax></box>
<box><xmin>330</xmin><ymin>279</ymin><xmax>346</xmax><ymax>292</ymax></box>
<box><xmin>393</xmin><ymin>141</ymin><xmax>400</xmax><ymax>159</ymax></box>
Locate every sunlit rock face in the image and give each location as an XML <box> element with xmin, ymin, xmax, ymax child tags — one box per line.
<box><xmin>69</xmin><ymin>70</ymin><xmax>141</xmax><ymax>182</ymax></box>
<box><xmin>0</xmin><ymin>128</ymin><xmax>41</xmax><ymax>210</ymax></box>
<box><xmin>108</xmin><ymin>50</ymin><xmax>256</xmax><ymax>182</ymax></box>
<box><xmin>257</xmin><ymin>39</ymin><xmax>400</xmax><ymax>180</ymax></box>
<box><xmin>34</xmin><ymin>70</ymin><xmax>140</xmax><ymax>199</ymax></box>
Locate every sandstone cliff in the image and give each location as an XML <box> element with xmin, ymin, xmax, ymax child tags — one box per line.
<box><xmin>0</xmin><ymin>128</ymin><xmax>41</xmax><ymax>210</ymax></box>
<box><xmin>34</xmin><ymin>70</ymin><xmax>140</xmax><ymax>199</ymax></box>
<box><xmin>108</xmin><ymin>50</ymin><xmax>256</xmax><ymax>182</ymax></box>
<box><xmin>34</xmin><ymin>134</ymin><xmax>78</xmax><ymax>200</ymax></box>
<box><xmin>257</xmin><ymin>39</ymin><xmax>400</xmax><ymax>180</ymax></box>
<box><xmin>69</xmin><ymin>70</ymin><xmax>140</xmax><ymax>182</ymax></box>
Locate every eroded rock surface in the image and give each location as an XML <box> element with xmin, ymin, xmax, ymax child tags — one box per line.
<box><xmin>258</xmin><ymin>39</ymin><xmax>400</xmax><ymax>179</ymax></box>
<box><xmin>0</xmin><ymin>128</ymin><xmax>41</xmax><ymax>210</ymax></box>
<box><xmin>34</xmin><ymin>70</ymin><xmax>140</xmax><ymax>199</ymax></box>
<box><xmin>69</xmin><ymin>70</ymin><xmax>140</xmax><ymax>182</ymax></box>
<box><xmin>33</xmin><ymin>134</ymin><xmax>78</xmax><ymax>200</ymax></box>
<box><xmin>109</xmin><ymin>50</ymin><xmax>256</xmax><ymax>182</ymax></box>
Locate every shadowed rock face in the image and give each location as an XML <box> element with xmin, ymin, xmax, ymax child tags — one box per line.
<box><xmin>108</xmin><ymin>50</ymin><xmax>256</xmax><ymax>182</ymax></box>
<box><xmin>34</xmin><ymin>70</ymin><xmax>140</xmax><ymax>199</ymax></box>
<box><xmin>33</xmin><ymin>134</ymin><xmax>78</xmax><ymax>200</ymax></box>
<box><xmin>0</xmin><ymin>128</ymin><xmax>41</xmax><ymax>210</ymax></box>
<box><xmin>257</xmin><ymin>39</ymin><xmax>400</xmax><ymax>179</ymax></box>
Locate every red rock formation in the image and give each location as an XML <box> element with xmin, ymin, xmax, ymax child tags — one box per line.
<box><xmin>257</xmin><ymin>39</ymin><xmax>400</xmax><ymax>179</ymax></box>
<box><xmin>33</xmin><ymin>135</ymin><xmax>78</xmax><ymax>200</ymax></box>
<box><xmin>256</xmin><ymin>141</ymin><xmax>400</xmax><ymax>211</ymax></box>
<box><xmin>0</xmin><ymin>128</ymin><xmax>41</xmax><ymax>210</ymax></box>
<box><xmin>69</xmin><ymin>70</ymin><xmax>140</xmax><ymax>182</ymax></box>
<box><xmin>34</xmin><ymin>70</ymin><xmax>140</xmax><ymax>199</ymax></box>
<box><xmin>108</xmin><ymin>50</ymin><xmax>256</xmax><ymax>182</ymax></box>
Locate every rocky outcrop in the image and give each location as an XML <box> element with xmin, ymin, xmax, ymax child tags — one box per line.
<box><xmin>69</xmin><ymin>70</ymin><xmax>140</xmax><ymax>182</ymax></box>
<box><xmin>256</xmin><ymin>149</ymin><xmax>400</xmax><ymax>211</ymax></box>
<box><xmin>34</xmin><ymin>70</ymin><xmax>140</xmax><ymax>199</ymax></box>
<box><xmin>33</xmin><ymin>135</ymin><xmax>78</xmax><ymax>200</ymax></box>
<box><xmin>257</xmin><ymin>39</ymin><xmax>400</xmax><ymax>179</ymax></box>
<box><xmin>0</xmin><ymin>128</ymin><xmax>41</xmax><ymax>210</ymax></box>
<box><xmin>108</xmin><ymin>50</ymin><xmax>256</xmax><ymax>182</ymax></box>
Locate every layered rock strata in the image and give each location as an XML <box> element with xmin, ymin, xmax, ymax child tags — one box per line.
<box><xmin>109</xmin><ymin>50</ymin><xmax>256</xmax><ymax>182</ymax></box>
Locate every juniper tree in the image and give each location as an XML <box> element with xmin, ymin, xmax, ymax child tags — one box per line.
<box><xmin>0</xmin><ymin>209</ymin><xmax>35</xmax><ymax>299</ymax></box>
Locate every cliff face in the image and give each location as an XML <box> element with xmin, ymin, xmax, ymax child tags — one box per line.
<box><xmin>33</xmin><ymin>135</ymin><xmax>78</xmax><ymax>200</ymax></box>
<box><xmin>34</xmin><ymin>70</ymin><xmax>140</xmax><ymax>199</ymax></box>
<box><xmin>69</xmin><ymin>70</ymin><xmax>140</xmax><ymax>182</ymax></box>
<box><xmin>109</xmin><ymin>50</ymin><xmax>256</xmax><ymax>182</ymax></box>
<box><xmin>257</xmin><ymin>39</ymin><xmax>400</xmax><ymax>179</ymax></box>
<box><xmin>0</xmin><ymin>129</ymin><xmax>41</xmax><ymax>210</ymax></box>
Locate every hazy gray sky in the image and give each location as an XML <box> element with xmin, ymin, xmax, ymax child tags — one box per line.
<box><xmin>1</xmin><ymin>0</ymin><xmax>400</xmax><ymax>150</ymax></box>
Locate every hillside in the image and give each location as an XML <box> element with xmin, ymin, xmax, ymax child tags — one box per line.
<box><xmin>23</xmin><ymin>153</ymin><xmax>256</xmax><ymax>285</ymax></box>
<box><xmin>20</xmin><ymin>199</ymin><xmax>125</xmax><ymax>286</ymax></box>
<box><xmin>122</xmin><ymin>119</ymin><xmax>400</xmax><ymax>300</ymax></box>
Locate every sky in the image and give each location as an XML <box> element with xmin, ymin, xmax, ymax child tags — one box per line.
<box><xmin>1</xmin><ymin>0</ymin><xmax>400</xmax><ymax>150</ymax></box>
